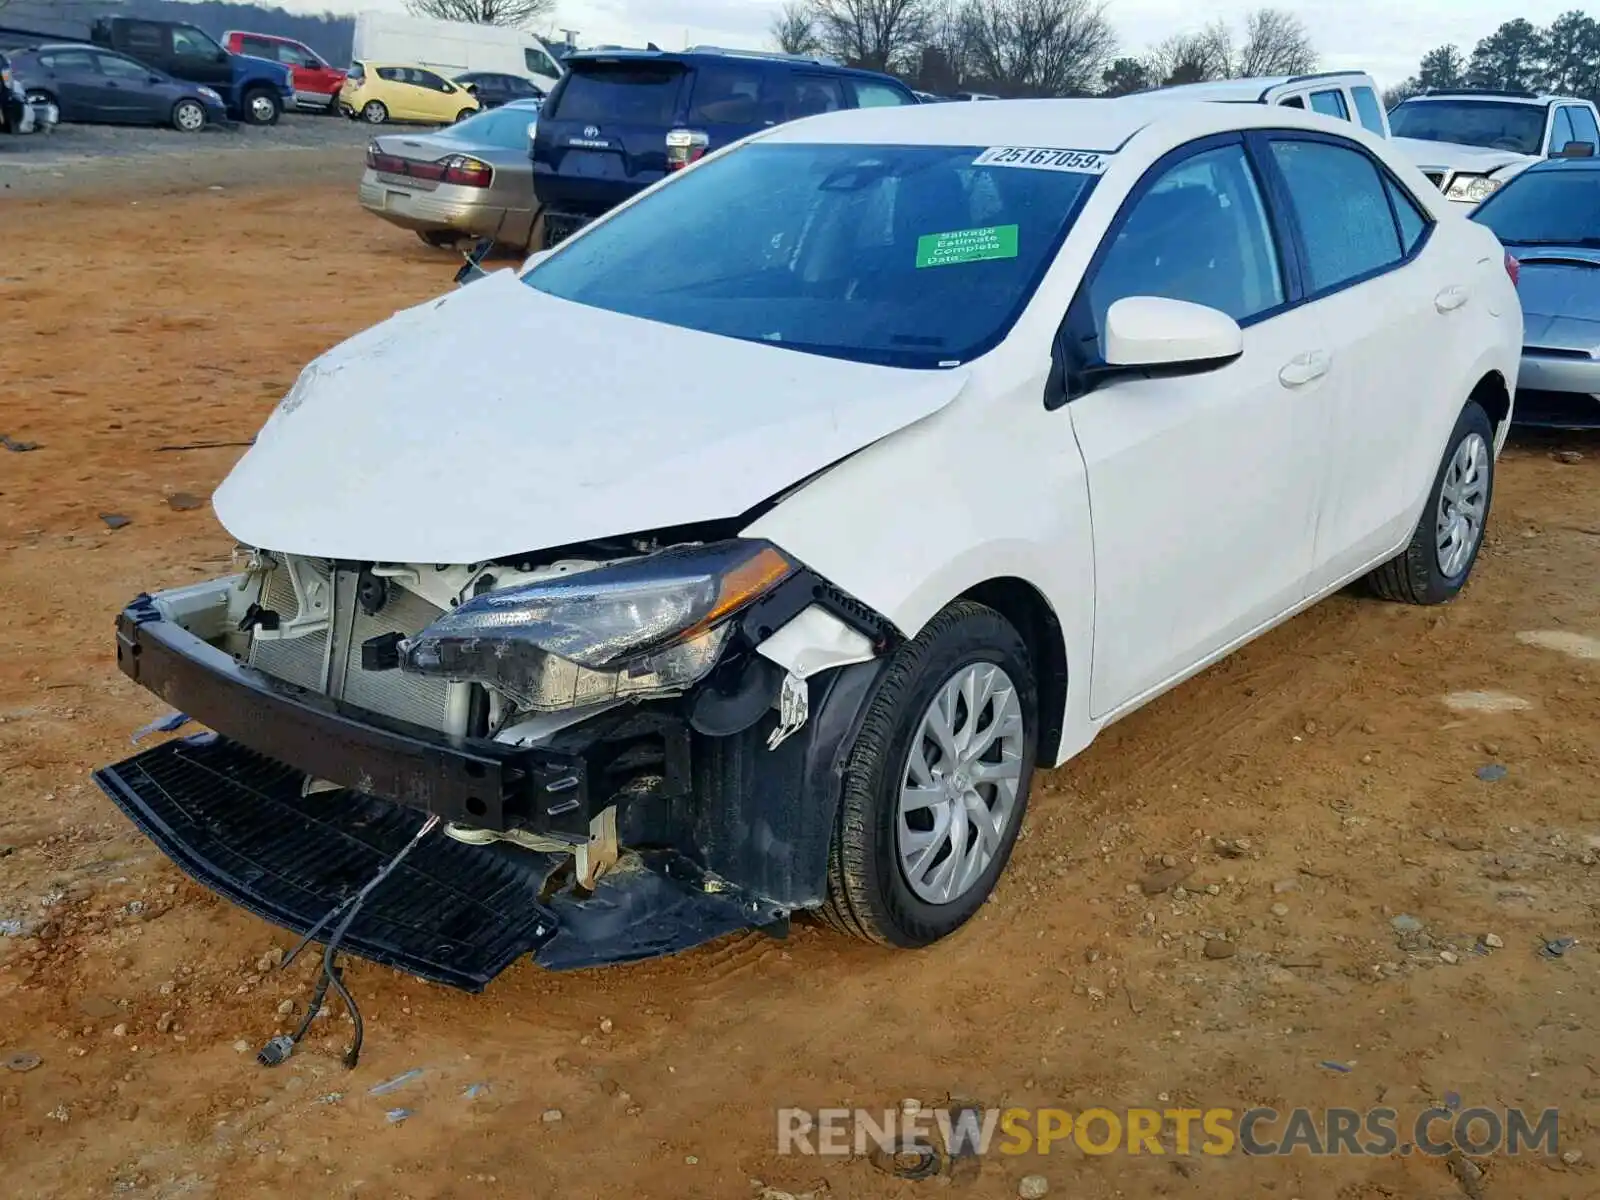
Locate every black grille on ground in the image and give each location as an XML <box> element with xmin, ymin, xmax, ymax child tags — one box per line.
<box><xmin>94</xmin><ymin>738</ymin><xmax>560</xmax><ymax>991</ymax></box>
<box><xmin>1514</xmin><ymin>388</ymin><xmax>1600</xmax><ymax>428</ymax></box>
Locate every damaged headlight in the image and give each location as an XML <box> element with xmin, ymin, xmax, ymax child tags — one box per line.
<box><xmin>399</xmin><ymin>540</ymin><xmax>795</xmax><ymax>711</ymax></box>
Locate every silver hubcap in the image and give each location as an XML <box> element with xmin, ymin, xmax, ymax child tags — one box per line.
<box><xmin>363</xmin><ymin>103</ymin><xmax>385</xmax><ymax>123</ymax></box>
<box><xmin>1436</xmin><ymin>432</ymin><xmax>1489</xmax><ymax>577</ymax></box>
<box><xmin>251</xmin><ymin>95</ymin><xmax>275</xmax><ymax>122</ymax></box>
<box><xmin>897</xmin><ymin>661</ymin><xmax>1025</xmax><ymax>905</ymax></box>
<box><xmin>176</xmin><ymin>103</ymin><xmax>203</xmax><ymax>130</ymax></box>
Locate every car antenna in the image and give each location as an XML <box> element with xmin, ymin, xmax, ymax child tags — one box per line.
<box><xmin>257</xmin><ymin>814</ymin><xmax>440</xmax><ymax>1070</ymax></box>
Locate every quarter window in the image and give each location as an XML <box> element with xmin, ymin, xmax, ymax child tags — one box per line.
<box><xmin>1350</xmin><ymin>86</ymin><xmax>1386</xmax><ymax>135</ymax></box>
<box><xmin>688</xmin><ymin>62</ymin><xmax>764</xmax><ymax>124</ymax></box>
<box><xmin>1384</xmin><ymin>177</ymin><xmax>1429</xmax><ymax>254</ymax></box>
<box><xmin>1270</xmin><ymin>140</ymin><xmax>1404</xmax><ymax>292</ymax></box>
<box><xmin>1309</xmin><ymin>89</ymin><xmax>1349</xmax><ymax>120</ymax></box>
<box><xmin>1088</xmin><ymin>143</ymin><xmax>1284</xmax><ymax>335</ymax></box>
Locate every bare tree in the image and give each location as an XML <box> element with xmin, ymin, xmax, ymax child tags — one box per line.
<box><xmin>958</xmin><ymin>0</ymin><xmax>1116</xmax><ymax>96</ymax></box>
<box><xmin>1232</xmin><ymin>8</ymin><xmax>1315</xmax><ymax>76</ymax></box>
<box><xmin>1147</xmin><ymin>22</ymin><xmax>1231</xmax><ymax>86</ymax></box>
<box><xmin>811</xmin><ymin>0</ymin><xmax>939</xmax><ymax>71</ymax></box>
<box><xmin>771</xmin><ymin>0</ymin><xmax>821</xmax><ymax>55</ymax></box>
<box><xmin>405</xmin><ymin>0</ymin><xmax>555</xmax><ymax>27</ymax></box>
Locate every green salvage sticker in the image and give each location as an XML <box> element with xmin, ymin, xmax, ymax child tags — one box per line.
<box><xmin>915</xmin><ymin>224</ymin><xmax>1019</xmax><ymax>269</ymax></box>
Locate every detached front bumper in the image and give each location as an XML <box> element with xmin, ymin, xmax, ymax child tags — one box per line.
<box><xmin>96</xmin><ymin>595</ymin><xmax>885</xmax><ymax>988</ymax></box>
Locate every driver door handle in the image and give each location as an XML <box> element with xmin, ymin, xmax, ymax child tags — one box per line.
<box><xmin>1278</xmin><ymin>350</ymin><xmax>1331</xmax><ymax>388</ymax></box>
<box><xmin>1435</xmin><ymin>285</ymin><xmax>1470</xmax><ymax>312</ymax></box>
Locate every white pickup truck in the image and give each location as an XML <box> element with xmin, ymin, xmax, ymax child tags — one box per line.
<box><xmin>1152</xmin><ymin>71</ymin><xmax>1393</xmax><ymax>137</ymax></box>
<box><xmin>1388</xmin><ymin>89</ymin><xmax>1600</xmax><ymax>207</ymax></box>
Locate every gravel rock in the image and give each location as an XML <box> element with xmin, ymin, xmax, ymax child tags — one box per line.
<box><xmin>1391</xmin><ymin>914</ymin><xmax>1424</xmax><ymax>934</ymax></box>
<box><xmin>1140</xmin><ymin>865</ymin><xmax>1194</xmax><ymax>895</ymax></box>
<box><xmin>541</xmin><ymin>1108</ymin><xmax>563</xmax><ymax>1123</ymax></box>
<box><xmin>1018</xmin><ymin>1175</ymin><xmax>1049</xmax><ymax>1199</ymax></box>
<box><xmin>1203</xmin><ymin>939</ymin><xmax>1237</xmax><ymax>960</ymax></box>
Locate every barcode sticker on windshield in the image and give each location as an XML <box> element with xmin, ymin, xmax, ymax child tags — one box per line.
<box><xmin>973</xmin><ymin>146</ymin><xmax>1110</xmax><ymax>174</ymax></box>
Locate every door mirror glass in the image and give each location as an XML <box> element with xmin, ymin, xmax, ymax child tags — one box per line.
<box><xmin>1558</xmin><ymin>140</ymin><xmax>1595</xmax><ymax>158</ymax></box>
<box><xmin>1103</xmin><ymin>296</ymin><xmax>1242</xmax><ymax>368</ymax></box>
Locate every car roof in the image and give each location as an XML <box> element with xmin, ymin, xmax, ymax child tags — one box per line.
<box><xmin>758</xmin><ymin>94</ymin><xmax>1358</xmax><ymax>150</ymax></box>
<box><xmin>1154</xmin><ymin>71</ymin><xmax>1373</xmax><ymax>103</ymax></box>
<box><xmin>563</xmin><ymin>45</ymin><xmax>900</xmax><ymax>82</ymax></box>
<box><xmin>1405</xmin><ymin>90</ymin><xmax>1582</xmax><ymax>105</ymax></box>
<box><xmin>1526</xmin><ymin>154</ymin><xmax>1600</xmax><ymax>172</ymax></box>
<box><xmin>32</xmin><ymin>42</ymin><xmax>101</xmax><ymax>52</ymax></box>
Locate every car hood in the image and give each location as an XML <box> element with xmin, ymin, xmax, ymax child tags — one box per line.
<box><xmin>1508</xmin><ymin>251</ymin><xmax>1600</xmax><ymax>347</ymax></box>
<box><xmin>212</xmin><ymin>268</ymin><xmax>970</xmax><ymax>563</ymax></box>
<box><xmin>1391</xmin><ymin>136</ymin><xmax>1536</xmax><ymax>176</ymax></box>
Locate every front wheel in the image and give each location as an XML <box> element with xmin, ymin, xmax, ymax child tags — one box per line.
<box><xmin>455</xmin><ymin>107</ymin><xmax>475</xmax><ymax>123</ymax></box>
<box><xmin>171</xmin><ymin>98</ymin><xmax>207</xmax><ymax>133</ymax></box>
<box><xmin>820</xmin><ymin>601</ymin><xmax>1037</xmax><ymax>947</ymax></box>
<box><xmin>1366</xmin><ymin>400</ymin><xmax>1496</xmax><ymax>604</ymax></box>
<box><xmin>242</xmin><ymin>87</ymin><xmax>280</xmax><ymax>126</ymax></box>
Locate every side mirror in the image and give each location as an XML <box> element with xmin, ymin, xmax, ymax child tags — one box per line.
<box><xmin>1558</xmin><ymin>140</ymin><xmax>1595</xmax><ymax>158</ymax></box>
<box><xmin>1103</xmin><ymin>296</ymin><xmax>1243</xmax><ymax>370</ymax></box>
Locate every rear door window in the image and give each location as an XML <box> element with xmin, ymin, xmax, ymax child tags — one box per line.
<box><xmin>97</xmin><ymin>53</ymin><xmax>149</xmax><ymax>81</ymax></box>
<box><xmin>1309</xmin><ymin>89</ymin><xmax>1349</xmax><ymax>121</ymax></box>
<box><xmin>124</xmin><ymin>22</ymin><xmax>165</xmax><ymax>53</ymax></box>
<box><xmin>787</xmin><ymin>73</ymin><xmax>845</xmax><ymax>118</ymax></box>
<box><xmin>852</xmin><ymin>79</ymin><xmax>914</xmax><ymax>108</ymax></box>
<box><xmin>549</xmin><ymin>61</ymin><xmax>685</xmax><ymax>124</ymax></box>
<box><xmin>1351</xmin><ymin>85</ymin><xmax>1385</xmax><ymax>135</ymax></box>
<box><xmin>1278</xmin><ymin>95</ymin><xmax>1305</xmax><ymax>109</ymax></box>
<box><xmin>1269</xmin><ymin>139</ymin><xmax>1403</xmax><ymax>292</ymax></box>
<box><xmin>40</xmin><ymin>49</ymin><xmax>97</xmax><ymax>71</ymax></box>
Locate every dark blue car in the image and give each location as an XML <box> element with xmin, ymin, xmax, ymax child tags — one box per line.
<box><xmin>12</xmin><ymin>43</ymin><xmax>228</xmax><ymax>131</ymax></box>
<box><xmin>530</xmin><ymin>46</ymin><xmax>918</xmax><ymax>247</ymax></box>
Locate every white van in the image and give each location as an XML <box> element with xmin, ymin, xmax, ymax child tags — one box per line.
<box><xmin>351</xmin><ymin>10</ymin><xmax>565</xmax><ymax>92</ymax></box>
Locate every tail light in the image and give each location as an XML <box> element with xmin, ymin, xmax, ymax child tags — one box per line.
<box><xmin>1504</xmin><ymin>250</ymin><xmax>1520</xmax><ymax>287</ymax></box>
<box><xmin>366</xmin><ymin>148</ymin><xmax>490</xmax><ymax>188</ymax></box>
<box><xmin>666</xmin><ymin>128</ymin><xmax>709</xmax><ymax>171</ymax></box>
<box><xmin>442</xmin><ymin>155</ymin><xmax>492</xmax><ymax>187</ymax></box>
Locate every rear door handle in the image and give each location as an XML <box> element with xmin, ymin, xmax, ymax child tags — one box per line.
<box><xmin>1278</xmin><ymin>350</ymin><xmax>1331</xmax><ymax>388</ymax></box>
<box><xmin>1435</xmin><ymin>285</ymin><xmax>1469</xmax><ymax>312</ymax></box>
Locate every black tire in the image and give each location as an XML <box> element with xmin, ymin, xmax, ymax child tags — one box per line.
<box><xmin>361</xmin><ymin>100</ymin><xmax>388</xmax><ymax>125</ymax></box>
<box><xmin>1366</xmin><ymin>400</ymin><xmax>1496</xmax><ymax>605</ymax></box>
<box><xmin>454</xmin><ymin>107</ymin><xmax>475</xmax><ymax>123</ymax></box>
<box><xmin>820</xmin><ymin>600</ymin><xmax>1038</xmax><ymax>947</ymax></box>
<box><xmin>171</xmin><ymin>98</ymin><xmax>207</xmax><ymax>133</ymax></box>
<box><xmin>241</xmin><ymin>86</ymin><xmax>280</xmax><ymax>126</ymax></box>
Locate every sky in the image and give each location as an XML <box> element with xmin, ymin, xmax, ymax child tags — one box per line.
<box><xmin>279</xmin><ymin>0</ymin><xmax>1591</xmax><ymax>89</ymax></box>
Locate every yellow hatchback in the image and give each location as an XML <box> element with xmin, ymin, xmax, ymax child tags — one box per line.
<box><xmin>340</xmin><ymin>61</ymin><xmax>479</xmax><ymax>125</ymax></box>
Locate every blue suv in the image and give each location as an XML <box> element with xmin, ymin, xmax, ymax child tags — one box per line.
<box><xmin>530</xmin><ymin>46</ymin><xmax>918</xmax><ymax>247</ymax></box>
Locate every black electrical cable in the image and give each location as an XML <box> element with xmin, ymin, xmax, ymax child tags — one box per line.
<box><xmin>258</xmin><ymin>814</ymin><xmax>440</xmax><ymax>1069</ymax></box>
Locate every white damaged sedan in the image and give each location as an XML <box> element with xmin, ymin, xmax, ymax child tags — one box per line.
<box><xmin>99</xmin><ymin>98</ymin><xmax>1522</xmax><ymax>997</ymax></box>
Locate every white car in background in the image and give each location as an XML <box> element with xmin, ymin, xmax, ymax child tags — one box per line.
<box><xmin>1389</xmin><ymin>89</ymin><xmax>1600</xmax><ymax>206</ymax></box>
<box><xmin>1154</xmin><ymin>70</ymin><xmax>1391</xmax><ymax>138</ymax></box>
<box><xmin>97</xmin><ymin>98</ymin><xmax>1521</xmax><ymax>995</ymax></box>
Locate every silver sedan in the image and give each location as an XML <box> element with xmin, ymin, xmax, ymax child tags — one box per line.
<box><xmin>359</xmin><ymin>98</ymin><xmax>543</xmax><ymax>251</ymax></box>
<box><xmin>1471</xmin><ymin>156</ymin><xmax>1600</xmax><ymax>428</ymax></box>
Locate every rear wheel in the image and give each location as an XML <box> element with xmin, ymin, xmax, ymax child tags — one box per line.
<box><xmin>242</xmin><ymin>86</ymin><xmax>280</xmax><ymax>126</ymax></box>
<box><xmin>361</xmin><ymin>100</ymin><xmax>388</xmax><ymax>124</ymax></box>
<box><xmin>820</xmin><ymin>601</ymin><xmax>1037</xmax><ymax>947</ymax></box>
<box><xmin>1366</xmin><ymin>400</ymin><xmax>1495</xmax><ymax>605</ymax></box>
<box><xmin>171</xmin><ymin>98</ymin><xmax>207</xmax><ymax>133</ymax></box>
<box><xmin>454</xmin><ymin>107</ymin><xmax>475</xmax><ymax>123</ymax></box>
